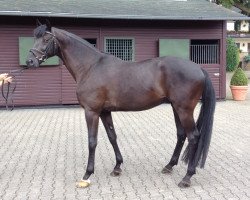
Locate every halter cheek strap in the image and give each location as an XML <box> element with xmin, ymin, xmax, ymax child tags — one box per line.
<box><xmin>30</xmin><ymin>31</ymin><xmax>57</xmax><ymax>63</ymax></box>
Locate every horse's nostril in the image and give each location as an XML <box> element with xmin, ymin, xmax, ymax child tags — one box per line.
<box><xmin>26</xmin><ymin>59</ymin><xmax>34</xmax><ymax>66</ymax></box>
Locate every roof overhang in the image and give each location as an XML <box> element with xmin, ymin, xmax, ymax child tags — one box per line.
<box><xmin>0</xmin><ymin>11</ymin><xmax>249</xmax><ymax>21</ymax></box>
<box><xmin>0</xmin><ymin>0</ymin><xmax>249</xmax><ymax>21</ymax></box>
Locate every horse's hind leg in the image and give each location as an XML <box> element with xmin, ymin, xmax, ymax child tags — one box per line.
<box><xmin>100</xmin><ymin>111</ymin><xmax>123</xmax><ymax>176</ymax></box>
<box><xmin>174</xmin><ymin>106</ymin><xmax>200</xmax><ymax>188</ymax></box>
<box><xmin>178</xmin><ymin>126</ymin><xmax>200</xmax><ymax>188</ymax></box>
<box><xmin>162</xmin><ymin>106</ymin><xmax>186</xmax><ymax>174</ymax></box>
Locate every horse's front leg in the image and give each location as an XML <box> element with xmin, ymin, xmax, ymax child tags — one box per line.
<box><xmin>100</xmin><ymin>111</ymin><xmax>123</xmax><ymax>176</ymax></box>
<box><xmin>76</xmin><ymin>110</ymin><xmax>99</xmax><ymax>188</ymax></box>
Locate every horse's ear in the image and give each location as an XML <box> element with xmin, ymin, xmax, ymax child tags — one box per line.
<box><xmin>36</xmin><ymin>19</ymin><xmax>42</xmax><ymax>27</ymax></box>
<box><xmin>45</xmin><ymin>19</ymin><xmax>52</xmax><ymax>32</ymax></box>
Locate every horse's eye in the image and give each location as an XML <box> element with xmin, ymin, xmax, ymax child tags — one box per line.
<box><xmin>44</xmin><ymin>38</ymin><xmax>49</xmax><ymax>43</ymax></box>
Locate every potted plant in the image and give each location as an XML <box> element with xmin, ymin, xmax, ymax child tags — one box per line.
<box><xmin>230</xmin><ymin>68</ymin><xmax>249</xmax><ymax>101</ymax></box>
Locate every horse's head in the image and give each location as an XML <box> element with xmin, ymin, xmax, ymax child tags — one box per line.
<box><xmin>26</xmin><ymin>20</ymin><xmax>58</xmax><ymax>68</ymax></box>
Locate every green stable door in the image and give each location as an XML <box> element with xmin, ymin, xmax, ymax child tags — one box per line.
<box><xmin>159</xmin><ymin>39</ymin><xmax>190</xmax><ymax>59</ymax></box>
<box><xmin>19</xmin><ymin>37</ymin><xmax>59</xmax><ymax>66</ymax></box>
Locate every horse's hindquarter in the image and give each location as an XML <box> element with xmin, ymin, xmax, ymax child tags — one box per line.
<box><xmin>161</xmin><ymin>57</ymin><xmax>205</xmax><ymax>107</ymax></box>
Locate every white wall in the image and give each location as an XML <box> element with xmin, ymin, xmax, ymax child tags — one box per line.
<box><xmin>234</xmin><ymin>38</ymin><xmax>250</xmax><ymax>60</ymax></box>
<box><xmin>227</xmin><ymin>21</ymin><xmax>235</xmax><ymax>31</ymax></box>
<box><xmin>240</xmin><ymin>21</ymin><xmax>249</xmax><ymax>32</ymax></box>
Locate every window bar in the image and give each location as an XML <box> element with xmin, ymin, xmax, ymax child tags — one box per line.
<box><xmin>207</xmin><ymin>45</ymin><xmax>209</xmax><ymax>64</ymax></box>
<box><xmin>210</xmin><ymin>45</ymin><xmax>212</xmax><ymax>64</ymax></box>
<box><xmin>204</xmin><ymin>45</ymin><xmax>206</xmax><ymax>64</ymax></box>
<box><xmin>198</xmin><ymin>45</ymin><xmax>200</xmax><ymax>64</ymax></box>
<box><xmin>213</xmin><ymin>45</ymin><xmax>215</xmax><ymax>64</ymax></box>
<box><xmin>194</xmin><ymin>45</ymin><xmax>196</xmax><ymax>63</ymax></box>
<box><xmin>212</xmin><ymin>45</ymin><xmax>214</xmax><ymax>64</ymax></box>
<box><xmin>196</xmin><ymin>45</ymin><xmax>198</xmax><ymax>64</ymax></box>
<box><xmin>211</xmin><ymin>45</ymin><xmax>213</xmax><ymax>64</ymax></box>
<box><xmin>206</xmin><ymin>45</ymin><xmax>208</xmax><ymax>64</ymax></box>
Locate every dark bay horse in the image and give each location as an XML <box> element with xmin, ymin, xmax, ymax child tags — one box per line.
<box><xmin>26</xmin><ymin>22</ymin><xmax>216</xmax><ymax>188</ymax></box>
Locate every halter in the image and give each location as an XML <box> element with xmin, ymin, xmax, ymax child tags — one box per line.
<box><xmin>29</xmin><ymin>31</ymin><xmax>57</xmax><ymax>63</ymax></box>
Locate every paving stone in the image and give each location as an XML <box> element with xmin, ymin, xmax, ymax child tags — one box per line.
<box><xmin>0</xmin><ymin>101</ymin><xmax>249</xmax><ymax>199</ymax></box>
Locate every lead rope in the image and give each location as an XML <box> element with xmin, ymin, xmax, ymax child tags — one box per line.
<box><xmin>1</xmin><ymin>68</ymin><xmax>25</xmax><ymax>111</ymax></box>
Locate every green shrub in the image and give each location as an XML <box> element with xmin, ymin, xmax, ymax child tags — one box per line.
<box><xmin>230</xmin><ymin>68</ymin><xmax>249</xmax><ymax>86</ymax></box>
<box><xmin>226</xmin><ymin>38</ymin><xmax>240</xmax><ymax>72</ymax></box>
<box><xmin>244</xmin><ymin>55</ymin><xmax>250</xmax><ymax>63</ymax></box>
<box><xmin>217</xmin><ymin>0</ymin><xmax>234</xmax><ymax>8</ymax></box>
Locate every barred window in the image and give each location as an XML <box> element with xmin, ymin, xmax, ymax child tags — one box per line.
<box><xmin>105</xmin><ymin>38</ymin><xmax>134</xmax><ymax>61</ymax></box>
<box><xmin>190</xmin><ymin>40</ymin><xmax>219</xmax><ymax>64</ymax></box>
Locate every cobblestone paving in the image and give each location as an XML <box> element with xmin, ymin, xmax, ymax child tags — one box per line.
<box><xmin>0</xmin><ymin>100</ymin><xmax>250</xmax><ymax>200</ymax></box>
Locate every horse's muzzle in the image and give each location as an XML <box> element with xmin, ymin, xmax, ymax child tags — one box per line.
<box><xmin>26</xmin><ymin>58</ymin><xmax>39</xmax><ymax>68</ymax></box>
<box><xmin>26</xmin><ymin>59</ymin><xmax>34</xmax><ymax>67</ymax></box>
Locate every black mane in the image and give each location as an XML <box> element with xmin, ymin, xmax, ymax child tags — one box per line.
<box><xmin>34</xmin><ymin>25</ymin><xmax>48</xmax><ymax>38</ymax></box>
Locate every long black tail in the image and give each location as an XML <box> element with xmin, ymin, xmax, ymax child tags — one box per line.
<box><xmin>182</xmin><ymin>69</ymin><xmax>216</xmax><ymax>168</ymax></box>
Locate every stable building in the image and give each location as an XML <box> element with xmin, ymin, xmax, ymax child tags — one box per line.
<box><xmin>0</xmin><ymin>0</ymin><xmax>248</xmax><ymax>106</ymax></box>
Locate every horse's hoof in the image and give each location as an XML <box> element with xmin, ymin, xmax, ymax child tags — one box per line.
<box><xmin>178</xmin><ymin>180</ymin><xmax>191</xmax><ymax>188</ymax></box>
<box><xmin>161</xmin><ymin>166</ymin><xmax>173</xmax><ymax>174</ymax></box>
<box><xmin>110</xmin><ymin>168</ymin><xmax>122</xmax><ymax>177</ymax></box>
<box><xmin>76</xmin><ymin>179</ymin><xmax>91</xmax><ymax>188</ymax></box>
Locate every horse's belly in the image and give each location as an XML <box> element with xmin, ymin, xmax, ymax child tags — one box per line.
<box><xmin>103</xmin><ymin>78</ymin><xmax>168</xmax><ymax>111</ymax></box>
<box><xmin>104</xmin><ymin>94</ymin><xmax>168</xmax><ymax>112</ymax></box>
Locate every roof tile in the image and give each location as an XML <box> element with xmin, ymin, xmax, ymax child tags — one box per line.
<box><xmin>0</xmin><ymin>0</ymin><xmax>248</xmax><ymax>20</ymax></box>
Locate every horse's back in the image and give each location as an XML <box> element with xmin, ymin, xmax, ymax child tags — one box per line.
<box><xmin>157</xmin><ymin>56</ymin><xmax>204</xmax><ymax>80</ymax></box>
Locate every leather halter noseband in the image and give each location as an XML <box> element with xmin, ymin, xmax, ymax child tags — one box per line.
<box><xmin>29</xmin><ymin>31</ymin><xmax>57</xmax><ymax>63</ymax></box>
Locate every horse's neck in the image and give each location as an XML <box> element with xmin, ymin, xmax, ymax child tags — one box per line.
<box><xmin>53</xmin><ymin>28</ymin><xmax>102</xmax><ymax>82</ymax></box>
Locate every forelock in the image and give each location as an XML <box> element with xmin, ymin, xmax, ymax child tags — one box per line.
<box><xmin>34</xmin><ymin>25</ymin><xmax>47</xmax><ymax>38</ymax></box>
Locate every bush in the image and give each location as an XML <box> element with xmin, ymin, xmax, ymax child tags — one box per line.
<box><xmin>244</xmin><ymin>55</ymin><xmax>250</xmax><ymax>63</ymax></box>
<box><xmin>226</xmin><ymin>38</ymin><xmax>240</xmax><ymax>72</ymax></box>
<box><xmin>230</xmin><ymin>68</ymin><xmax>249</xmax><ymax>86</ymax></box>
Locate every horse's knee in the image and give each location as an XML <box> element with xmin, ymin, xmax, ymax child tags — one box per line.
<box><xmin>108</xmin><ymin>124</ymin><xmax>114</xmax><ymax>131</ymax></box>
<box><xmin>107</xmin><ymin>128</ymin><xmax>117</xmax><ymax>143</ymax></box>
<box><xmin>89</xmin><ymin>138</ymin><xmax>97</xmax><ymax>150</ymax></box>
<box><xmin>108</xmin><ymin>133</ymin><xmax>117</xmax><ymax>142</ymax></box>
<box><xmin>187</xmin><ymin>136</ymin><xmax>197</xmax><ymax>145</ymax></box>
<box><xmin>187</xmin><ymin>128</ymin><xmax>200</xmax><ymax>145</ymax></box>
<box><xmin>177</xmin><ymin>134</ymin><xmax>186</xmax><ymax>142</ymax></box>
